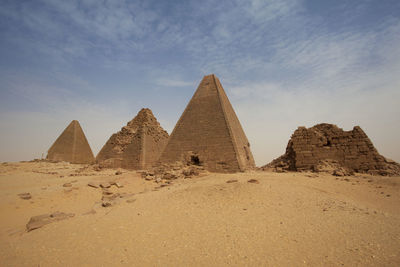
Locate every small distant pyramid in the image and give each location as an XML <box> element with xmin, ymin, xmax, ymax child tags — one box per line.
<box><xmin>158</xmin><ymin>74</ymin><xmax>255</xmax><ymax>172</ymax></box>
<box><xmin>47</xmin><ymin>120</ymin><xmax>95</xmax><ymax>164</ymax></box>
<box><xmin>96</xmin><ymin>108</ymin><xmax>169</xmax><ymax>169</ymax></box>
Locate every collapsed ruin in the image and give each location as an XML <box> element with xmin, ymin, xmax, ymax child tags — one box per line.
<box><xmin>47</xmin><ymin>120</ymin><xmax>95</xmax><ymax>164</ymax></box>
<box><xmin>264</xmin><ymin>123</ymin><xmax>400</xmax><ymax>176</ymax></box>
<box><xmin>96</xmin><ymin>108</ymin><xmax>169</xmax><ymax>169</ymax></box>
<box><xmin>158</xmin><ymin>74</ymin><xmax>255</xmax><ymax>173</ymax></box>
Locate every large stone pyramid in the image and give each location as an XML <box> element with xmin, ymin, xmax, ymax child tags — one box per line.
<box><xmin>47</xmin><ymin>120</ymin><xmax>95</xmax><ymax>164</ymax></box>
<box><xmin>96</xmin><ymin>108</ymin><xmax>169</xmax><ymax>169</ymax></box>
<box><xmin>158</xmin><ymin>74</ymin><xmax>255</xmax><ymax>173</ymax></box>
<box><xmin>264</xmin><ymin>123</ymin><xmax>400</xmax><ymax>176</ymax></box>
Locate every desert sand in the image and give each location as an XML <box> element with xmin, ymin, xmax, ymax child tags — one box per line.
<box><xmin>0</xmin><ymin>161</ymin><xmax>399</xmax><ymax>266</ymax></box>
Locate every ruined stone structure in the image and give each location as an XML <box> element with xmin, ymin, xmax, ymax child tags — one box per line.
<box><xmin>265</xmin><ymin>123</ymin><xmax>400</xmax><ymax>176</ymax></box>
<box><xmin>47</xmin><ymin>120</ymin><xmax>95</xmax><ymax>164</ymax></box>
<box><xmin>96</xmin><ymin>108</ymin><xmax>169</xmax><ymax>169</ymax></box>
<box><xmin>158</xmin><ymin>74</ymin><xmax>255</xmax><ymax>173</ymax></box>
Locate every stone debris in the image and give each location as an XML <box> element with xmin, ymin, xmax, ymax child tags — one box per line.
<box><xmin>111</xmin><ymin>181</ymin><xmax>124</xmax><ymax>188</ymax></box>
<box><xmin>100</xmin><ymin>182</ymin><xmax>111</xmax><ymax>188</ymax></box>
<box><xmin>63</xmin><ymin>183</ymin><xmax>72</xmax><ymax>187</ymax></box>
<box><xmin>247</xmin><ymin>179</ymin><xmax>259</xmax><ymax>184</ymax></box>
<box><xmin>141</xmin><ymin>161</ymin><xmax>208</xmax><ymax>184</ymax></box>
<box><xmin>115</xmin><ymin>170</ymin><xmax>122</xmax><ymax>175</ymax></box>
<box><xmin>158</xmin><ymin>74</ymin><xmax>255</xmax><ymax>173</ymax></box>
<box><xmin>226</xmin><ymin>179</ymin><xmax>238</xmax><ymax>183</ymax></box>
<box><xmin>96</xmin><ymin>108</ymin><xmax>169</xmax><ymax>170</ymax></box>
<box><xmin>87</xmin><ymin>181</ymin><xmax>100</xmax><ymax>188</ymax></box>
<box><xmin>102</xmin><ymin>202</ymin><xmax>112</xmax><ymax>207</ymax></box>
<box><xmin>26</xmin><ymin>212</ymin><xmax>75</xmax><ymax>232</ymax></box>
<box><xmin>46</xmin><ymin>120</ymin><xmax>95</xmax><ymax>164</ymax></box>
<box><xmin>18</xmin><ymin>192</ymin><xmax>32</xmax><ymax>200</ymax></box>
<box><xmin>264</xmin><ymin>123</ymin><xmax>400</xmax><ymax>176</ymax></box>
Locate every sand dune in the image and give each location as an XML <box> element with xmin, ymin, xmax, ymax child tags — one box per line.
<box><xmin>0</xmin><ymin>162</ymin><xmax>399</xmax><ymax>266</ymax></box>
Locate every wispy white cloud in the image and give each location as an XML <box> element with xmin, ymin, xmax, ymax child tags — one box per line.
<box><xmin>1</xmin><ymin>0</ymin><xmax>399</xmax><ymax>165</ymax></box>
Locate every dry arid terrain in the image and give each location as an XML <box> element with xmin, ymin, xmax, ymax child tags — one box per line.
<box><xmin>0</xmin><ymin>161</ymin><xmax>399</xmax><ymax>266</ymax></box>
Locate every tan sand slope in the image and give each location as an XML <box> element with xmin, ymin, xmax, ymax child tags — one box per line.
<box><xmin>0</xmin><ymin>162</ymin><xmax>399</xmax><ymax>266</ymax></box>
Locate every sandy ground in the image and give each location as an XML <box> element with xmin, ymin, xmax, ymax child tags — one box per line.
<box><xmin>0</xmin><ymin>162</ymin><xmax>399</xmax><ymax>266</ymax></box>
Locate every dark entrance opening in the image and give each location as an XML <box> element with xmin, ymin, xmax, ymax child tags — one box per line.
<box><xmin>324</xmin><ymin>140</ymin><xmax>331</xmax><ymax>147</ymax></box>
<box><xmin>190</xmin><ymin>155</ymin><xmax>200</xmax><ymax>165</ymax></box>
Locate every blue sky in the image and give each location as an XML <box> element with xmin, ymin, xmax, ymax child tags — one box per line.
<box><xmin>0</xmin><ymin>0</ymin><xmax>399</xmax><ymax>165</ymax></box>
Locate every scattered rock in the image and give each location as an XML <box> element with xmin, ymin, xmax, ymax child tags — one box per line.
<box><xmin>87</xmin><ymin>181</ymin><xmax>100</xmax><ymax>188</ymax></box>
<box><xmin>63</xmin><ymin>183</ymin><xmax>72</xmax><ymax>187</ymax></box>
<box><xmin>111</xmin><ymin>181</ymin><xmax>124</xmax><ymax>188</ymax></box>
<box><xmin>145</xmin><ymin>175</ymin><xmax>154</xmax><ymax>181</ymax></box>
<box><xmin>155</xmin><ymin>178</ymin><xmax>162</xmax><ymax>183</ymax></box>
<box><xmin>126</xmin><ymin>199</ymin><xmax>136</xmax><ymax>203</ymax></box>
<box><xmin>115</xmin><ymin>170</ymin><xmax>122</xmax><ymax>175</ymax></box>
<box><xmin>102</xmin><ymin>189</ymin><xmax>113</xmax><ymax>195</ymax></box>
<box><xmin>226</xmin><ymin>179</ymin><xmax>238</xmax><ymax>183</ymax></box>
<box><xmin>18</xmin><ymin>192</ymin><xmax>32</xmax><ymax>200</ymax></box>
<box><xmin>26</xmin><ymin>212</ymin><xmax>75</xmax><ymax>232</ymax></box>
<box><xmin>100</xmin><ymin>182</ymin><xmax>111</xmax><ymax>188</ymax></box>
<box><xmin>247</xmin><ymin>179</ymin><xmax>259</xmax><ymax>184</ymax></box>
<box><xmin>102</xmin><ymin>202</ymin><xmax>112</xmax><ymax>207</ymax></box>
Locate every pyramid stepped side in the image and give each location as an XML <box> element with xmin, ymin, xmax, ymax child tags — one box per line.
<box><xmin>264</xmin><ymin>123</ymin><xmax>400</xmax><ymax>176</ymax></box>
<box><xmin>96</xmin><ymin>108</ymin><xmax>169</xmax><ymax>169</ymax></box>
<box><xmin>122</xmin><ymin>126</ymin><xmax>169</xmax><ymax>169</ymax></box>
<box><xmin>159</xmin><ymin>74</ymin><xmax>255</xmax><ymax>173</ymax></box>
<box><xmin>47</xmin><ymin>120</ymin><xmax>95</xmax><ymax>164</ymax></box>
<box><xmin>214</xmin><ymin>76</ymin><xmax>255</xmax><ymax>170</ymax></box>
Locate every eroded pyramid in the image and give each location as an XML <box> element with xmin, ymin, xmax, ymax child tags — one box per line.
<box><xmin>158</xmin><ymin>74</ymin><xmax>255</xmax><ymax>173</ymax></box>
<box><xmin>47</xmin><ymin>120</ymin><xmax>95</xmax><ymax>164</ymax></box>
<box><xmin>264</xmin><ymin>123</ymin><xmax>400</xmax><ymax>176</ymax></box>
<box><xmin>96</xmin><ymin>108</ymin><xmax>169</xmax><ymax>169</ymax></box>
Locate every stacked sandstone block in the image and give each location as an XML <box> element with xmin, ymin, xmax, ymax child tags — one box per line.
<box><xmin>266</xmin><ymin>123</ymin><xmax>400</xmax><ymax>176</ymax></box>
<box><xmin>96</xmin><ymin>108</ymin><xmax>169</xmax><ymax>169</ymax></box>
<box><xmin>158</xmin><ymin>74</ymin><xmax>255</xmax><ymax>173</ymax></box>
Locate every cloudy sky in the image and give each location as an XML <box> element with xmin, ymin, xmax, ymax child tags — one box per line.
<box><xmin>0</xmin><ymin>0</ymin><xmax>399</xmax><ymax>165</ymax></box>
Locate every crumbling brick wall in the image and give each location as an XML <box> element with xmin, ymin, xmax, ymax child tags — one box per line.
<box><xmin>96</xmin><ymin>108</ymin><xmax>169</xmax><ymax>170</ymax></box>
<box><xmin>265</xmin><ymin>123</ymin><xmax>400</xmax><ymax>176</ymax></box>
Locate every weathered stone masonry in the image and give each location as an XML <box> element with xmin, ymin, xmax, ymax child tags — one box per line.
<box><xmin>158</xmin><ymin>74</ymin><xmax>255</xmax><ymax>173</ymax></box>
<box><xmin>47</xmin><ymin>120</ymin><xmax>95</xmax><ymax>164</ymax></box>
<box><xmin>96</xmin><ymin>108</ymin><xmax>169</xmax><ymax>170</ymax></box>
<box><xmin>265</xmin><ymin>123</ymin><xmax>400</xmax><ymax>175</ymax></box>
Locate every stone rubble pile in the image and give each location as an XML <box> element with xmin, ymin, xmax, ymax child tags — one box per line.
<box><xmin>140</xmin><ymin>161</ymin><xmax>208</xmax><ymax>183</ymax></box>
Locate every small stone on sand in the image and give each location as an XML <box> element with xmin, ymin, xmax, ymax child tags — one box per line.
<box><xmin>18</xmin><ymin>193</ymin><xmax>32</xmax><ymax>200</ymax></box>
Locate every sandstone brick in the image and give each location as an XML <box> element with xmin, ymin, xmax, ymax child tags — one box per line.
<box><xmin>96</xmin><ymin>108</ymin><xmax>169</xmax><ymax>170</ymax></box>
<box><xmin>157</xmin><ymin>74</ymin><xmax>255</xmax><ymax>173</ymax></box>
<box><xmin>263</xmin><ymin>123</ymin><xmax>400</xmax><ymax>176</ymax></box>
